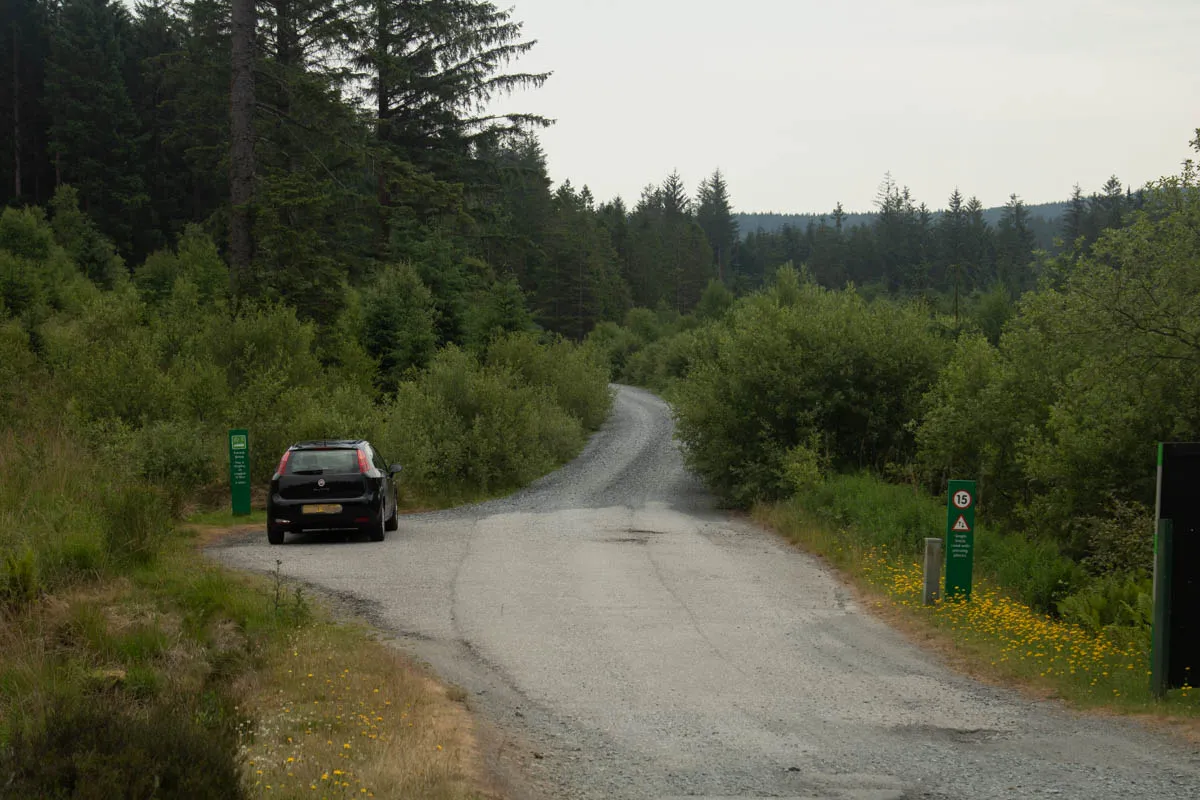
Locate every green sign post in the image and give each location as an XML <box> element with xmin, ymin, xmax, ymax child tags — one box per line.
<box><xmin>944</xmin><ymin>479</ymin><xmax>977</xmax><ymax>600</ymax></box>
<box><xmin>228</xmin><ymin>429</ymin><xmax>251</xmax><ymax>516</ymax></box>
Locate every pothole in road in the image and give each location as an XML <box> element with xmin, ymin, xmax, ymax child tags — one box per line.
<box><xmin>600</xmin><ymin>528</ymin><xmax>669</xmax><ymax>544</ymax></box>
<box><xmin>891</xmin><ymin>723</ymin><xmax>1011</xmax><ymax>743</ymax></box>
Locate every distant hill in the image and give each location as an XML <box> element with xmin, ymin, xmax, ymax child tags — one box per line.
<box><xmin>735</xmin><ymin>201</ymin><xmax>1069</xmax><ymax>238</ymax></box>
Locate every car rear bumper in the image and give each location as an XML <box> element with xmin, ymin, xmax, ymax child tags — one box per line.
<box><xmin>268</xmin><ymin>493</ymin><xmax>381</xmax><ymax>531</ymax></box>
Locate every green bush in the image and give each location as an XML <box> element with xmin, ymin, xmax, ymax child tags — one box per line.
<box><xmin>0</xmin><ymin>203</ymin><xmax>90</xmax><ymax>319</ymax></box>
<box><xmin>228</xmin><ymin>375</ymin><xmax>384</xmax><ymax>483</ymax></box>
<box><xmin>101</xmin><ymin>485</ymin><xmax>173</xmax><ymax>566</ymax></box>
<box><xmin>204</xmin><ymin>303</ymin><xmax>322</xmax><ymax>394</ymax></box>
<box><xmin>0</xmin><ymin>547</ymin><xmax>42</xmax><ymax>610</ymax></box>
<box><xmin>0</xmin><ymin>206</ymin><xmax>56</xmax><ymax>261</ymax></box>
<box><xmin>584</xmin><ymin>320</ymin><xmax>640</xmax><ymax>379</ymax></box>
<box><xmin>1078</xmin><ymin>499</ymin><xmax>1155</xmax><ymax>576</ymax></box>
<box><xmin>5</xmin><ymin>198</ymin><xmax>619</xmax><ymax>549</ymax></box>
<box><xmin>49</xmin><ymin>186</ymin><xmax>127</xmax><ymax>291</ymax></box>
<box><xmin>133</xmin><ymin>225</ymin><xmax>228</xmax><ymax>306</ymax></box>
<box><xmin>695</xmin><ymin>278</ymin><xmax>734</xmax><ymax>321</ymax></box>
<box><xmin>361</xmin><ymin>262</ymin><xmax>437</xmax><ymax>390</ymax></box>
<box><xmin>40</xmin><ymin>288</ymin><xmax>174</xmax><ymax>426</ymax></box>
<box><xmin>0</xmin><ymin>250</ymin><xmax>44</xmax><ymax>317</ymax></box>
<box><xmin>780</xmin><ymin>440</ymin><xmax>826</xmax><ymax>496</ymax></box>
<box><xmin>1057</xmin><ymin>573</ymin><xmax>1152</xmax><ymax>640</ymax></box>
<box><xmin>621</xmin><ymin>327</ymin><xmax>704</xmax><ymax>394</ymax></box>
<box><xmin>0</xmin><ymin>320</ymin><xmax>38</xmax><ymax>407</ymax></box>
<box><xmin>134</xmin><ymin>420</ymin><xmax>222</xmax><ymax>510</ymax></box>
<box><xmin>674</xmin><ymin>276</ymin><xmax>946</xmax><ymax>506</ymax></box>
<box><xmin>381</xmin><ymin>346</ymin><xmax>585</xmax><ymax>500</ymax></box>
<box><xmin>486</xmin><ymin>331</ymin><xmax>612</xmax><ymax>429</ymax></box>
<box><xmin>0</xmin><ymin>697</ymin><xmax>245</xmax><ymax>800</ymax></box>
<box><xmin>975</xmin><ymin>527</ymin><xmax>1085</xmax><ymax>614</ymax></box>
<box><xmin>463</xmin><ymin>275</ymin><xmax>536</xmax><ymax>352</ymax></box>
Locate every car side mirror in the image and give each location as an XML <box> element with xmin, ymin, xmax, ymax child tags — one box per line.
<box><xmin>389</xmin><ymin>464</ymin><xmax>403</xmax><ymax>474</ymax></box>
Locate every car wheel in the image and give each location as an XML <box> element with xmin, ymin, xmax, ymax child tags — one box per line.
<box><xmin>268</xmin><ymin>525</ymin><xmax>285</xmax><ymax>545</ymax></box>
<box><xmin>368</xmin><ymin>506</ymin><xmax>386</xmax><ymax>542</ymax></box>
<box><xmin>384</xmin><ymin>501</ymin><xmax>398</xmax><ymax>532</ymax></box>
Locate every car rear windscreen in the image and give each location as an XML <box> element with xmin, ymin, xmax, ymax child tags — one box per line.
<box><xmin>286</xmin><ymin>449</ymin><xmax>360</xmax><ymax>474</ymax></box>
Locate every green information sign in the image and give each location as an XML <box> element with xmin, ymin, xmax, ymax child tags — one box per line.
<box><xmin>228</xmin><ymin>429</ymin><xmax>251</xmax><ymax>516</ymax></box>
<box><xmin>944</xmin><ymin>479</ymin><xmax>977</xmax><ymax>600</ymax></box>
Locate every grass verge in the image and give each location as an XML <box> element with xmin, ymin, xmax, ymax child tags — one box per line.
<box><xmin>755</xmin><ymin>498</ymin><xmax>1200</xmax><ymax>725</ymax></box>
<box><xmin>237</xmin><ymin>622</ymin><xmax>478</xmax><ymax>799</ymax></box>
<box><xmin>0</xmin><ymin>512</ymin><xmax>485</xmax><ymax>800</ymax></box>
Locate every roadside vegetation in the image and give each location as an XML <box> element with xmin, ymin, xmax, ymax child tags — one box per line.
<box><xmin>588</xmin><ymin>135</ymin><xmax>1200</xmax><ymax>714</ymax></box>
<box><xmin>0</xmin><ymin>197</ymin><xmax>609</xmax><ymax>795</ymax></box>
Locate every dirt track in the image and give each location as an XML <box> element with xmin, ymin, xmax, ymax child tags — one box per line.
<box><xmin>210</xmin><ymin>385</ymin><xmax>1200</xmax><ymax>800</ymax></box>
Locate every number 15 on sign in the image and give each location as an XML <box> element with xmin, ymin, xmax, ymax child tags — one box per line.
<box><xmin>944</xmin><ymin>480</ymin><xmax>977</xmax><ymax>600</ymax></box>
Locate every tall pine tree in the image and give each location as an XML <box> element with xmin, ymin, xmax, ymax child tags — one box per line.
<box><xmin>995</xmin><ymin>194</ymin><xmax>1035</xmax><ymax>296</ymax></box>
<box><xmin>695</xmin><ymin>168</ymin><xmax>737</xmax><ymax>283</ymax></box>
<box><xmin>44</xmin><ymin>0</ymin><xmax>147</xmax><ymax>252</ymax></box>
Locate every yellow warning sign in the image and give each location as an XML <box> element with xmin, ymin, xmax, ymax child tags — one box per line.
<box><xmin>952</xmin><ymin>514</ymin><xmax>971</xmax><ymax>532</ymax></box>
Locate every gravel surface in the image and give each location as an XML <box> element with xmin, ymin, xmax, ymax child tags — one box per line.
<box><xmin>210</xmin><ymin>385</ymin><xmax>1200</xmax><ymax>800</ymax></box>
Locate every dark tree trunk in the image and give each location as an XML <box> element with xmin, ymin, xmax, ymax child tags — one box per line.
<box><xmin>229</xmin><ymin>0</ymin><xmax>256</xmax><ymax>296</ymax></box>
<box><xmin>12</xmin><ymin>27</ymin><xmax>20</xmax><ymax>199</ymax></box>
<box><xmin>374</xmin><ymin>0</ymin><xmax>391</xmax><ymax>256</ymax></box>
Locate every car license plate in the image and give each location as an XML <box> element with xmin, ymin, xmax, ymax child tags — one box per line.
<box><xmin>301</xmin><ymin>504</ymin><xmax>342</xmax><ymax>514</ymax></box>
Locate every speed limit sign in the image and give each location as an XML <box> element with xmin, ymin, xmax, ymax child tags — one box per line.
<box><xmin>945</xmin><ymin>479</ymin><xmax>978</xmax><ymax>600</ymax></box>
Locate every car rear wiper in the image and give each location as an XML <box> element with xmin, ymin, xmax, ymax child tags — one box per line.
<box><xmin>292</xmin><ymin>469</ymin><xmax>325</xmax><ymax>475</ymax></box>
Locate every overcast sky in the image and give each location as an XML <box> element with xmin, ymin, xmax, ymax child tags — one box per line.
<box><xmin>493</xmin><ymin>0</ymin><xmax>1200</xmax><ymax>213</ymax></box>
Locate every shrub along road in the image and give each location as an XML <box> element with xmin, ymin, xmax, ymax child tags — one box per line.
<box><xmin>210</xmin><ymin>386</ymin><xmax>1200</xmax><ymax>800</ymax></box>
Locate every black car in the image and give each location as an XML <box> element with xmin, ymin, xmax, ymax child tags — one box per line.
<box><xmin>267</xmin><ymin>440</ymin><xmax>401</xmax><ymax>544</ymax></box>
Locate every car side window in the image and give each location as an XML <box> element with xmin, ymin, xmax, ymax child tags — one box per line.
<box><xmin>368</xmin><ymin>445</ymin><xmax>387</xmax><ymax>472</ymax></box>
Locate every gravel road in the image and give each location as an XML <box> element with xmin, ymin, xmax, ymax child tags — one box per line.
<box><xmin>210</xmin><ymin>385</ymin><xmax>1200</xmax><ymax>800</ymax></box>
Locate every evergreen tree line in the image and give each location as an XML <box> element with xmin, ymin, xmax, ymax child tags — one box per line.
<box><xmin>0</xmin><ymin>0</ymin><xmax>1157</xmax><ymax>347</ymax></box>
<box><xmin>0</xmin><ymin>0</ymin><xmax>728</xmax><ymax>344</ymax></box>
<box><xmin>734</xmin><ymin>175</ymin><xmax>1146</xmax><ymax>301</ymax></box>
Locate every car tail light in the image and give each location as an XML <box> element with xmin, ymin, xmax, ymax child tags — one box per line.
<box><xmin>357</xmin><ymin>449</ymin><xmax>370</xmax><ymax>473</ymax></box>
<box><xmin>354</xmin><ymin>516</ymin><xmax>370</xmax><ymax>523</ymax></box>
<box><xmin>276</xmin><ymin>450</ymin><xmax>292</xmax><ymax>476</ymax></box>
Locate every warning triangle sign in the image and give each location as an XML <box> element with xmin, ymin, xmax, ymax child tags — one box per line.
<box><xmin>952</xmin><ymin>514</ymin><xmax>971</xmax><ymax>532</ymax></box>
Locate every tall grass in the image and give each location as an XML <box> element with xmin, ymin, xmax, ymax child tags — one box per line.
<box><xmin>0</xmin><ymin>427</ymin><xmax>108</xmax><ymax>595</ymax></box>
<box><xmin>793</xmin><ymin>473</ymin><xmax>1086</xmax><ymax>614</ymax></box>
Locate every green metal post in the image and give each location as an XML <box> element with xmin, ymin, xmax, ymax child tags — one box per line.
<box><xmin>228</xmin><ymin>429</ymin><xmax>251</xmax><ymax>516</ymax></box>
<box><xmin>944</xmin><ymin>480</ymin><xmax>977</xmax><ymax>600</ymax></box>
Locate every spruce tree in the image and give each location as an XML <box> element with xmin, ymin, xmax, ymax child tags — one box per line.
<box><xmin>354</xmin><ymin>0</ymin><xmax>550</xmax><ymax>178</ymax></box>
<box><xmin>995</xmin><ymin>194</ymin><xmax>1035</xmax><ymax>295</ymax></box>
<box><xmin>659</xmin><ymin>171</ymin><xmax>689</xmax><ymax>217</ymax></box>
<box><xmin>963</xmin><ymin>195</ymin><xmax>993</xmax><ymax>287</ymax></box>
<box><xmin>937</xmin><ymin>188</ymin><xmax>967</xmax><ymax>295</ymax></box>
<box><xmin>229</xmin><ymin>0</ymin><xmax>255</xmax><ymax>294</ymax></box>
<box><xmin>44</xmin><ymin>0</ymin><xmax>147</xmax><ymax>252</ymax></box>
<box><xmin>165</xmin><ymin>0</ymin><xmax>232</xmax><ymax>223</ymax></box>
<box><xmin>2</xmin><ymin>0</ymin><xmax>49</xmax><ymax>204</ymax></box>
<box><xmin>695</xmin><ymin>168</ymin><xmax>738</xmax><ymax>283</ymax></box>
<box><xmin>535</xmin><ymin>181</ymin><xmax>626</xmax><ymax>339</ymax></box>
<box><xmin>475</xmin><ymin>134</ymin><xmax>552</xmax><ymax>287</ymax></box>
<box><xmin>1091</xmin><ymin>175</ymin><xmax>1125</xmax><ymax>231</ymax></box>
<box><xmin>1062</xmin><ymin>184</ymin><xmax>1088</xmax><ymax>251</ymax></box>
